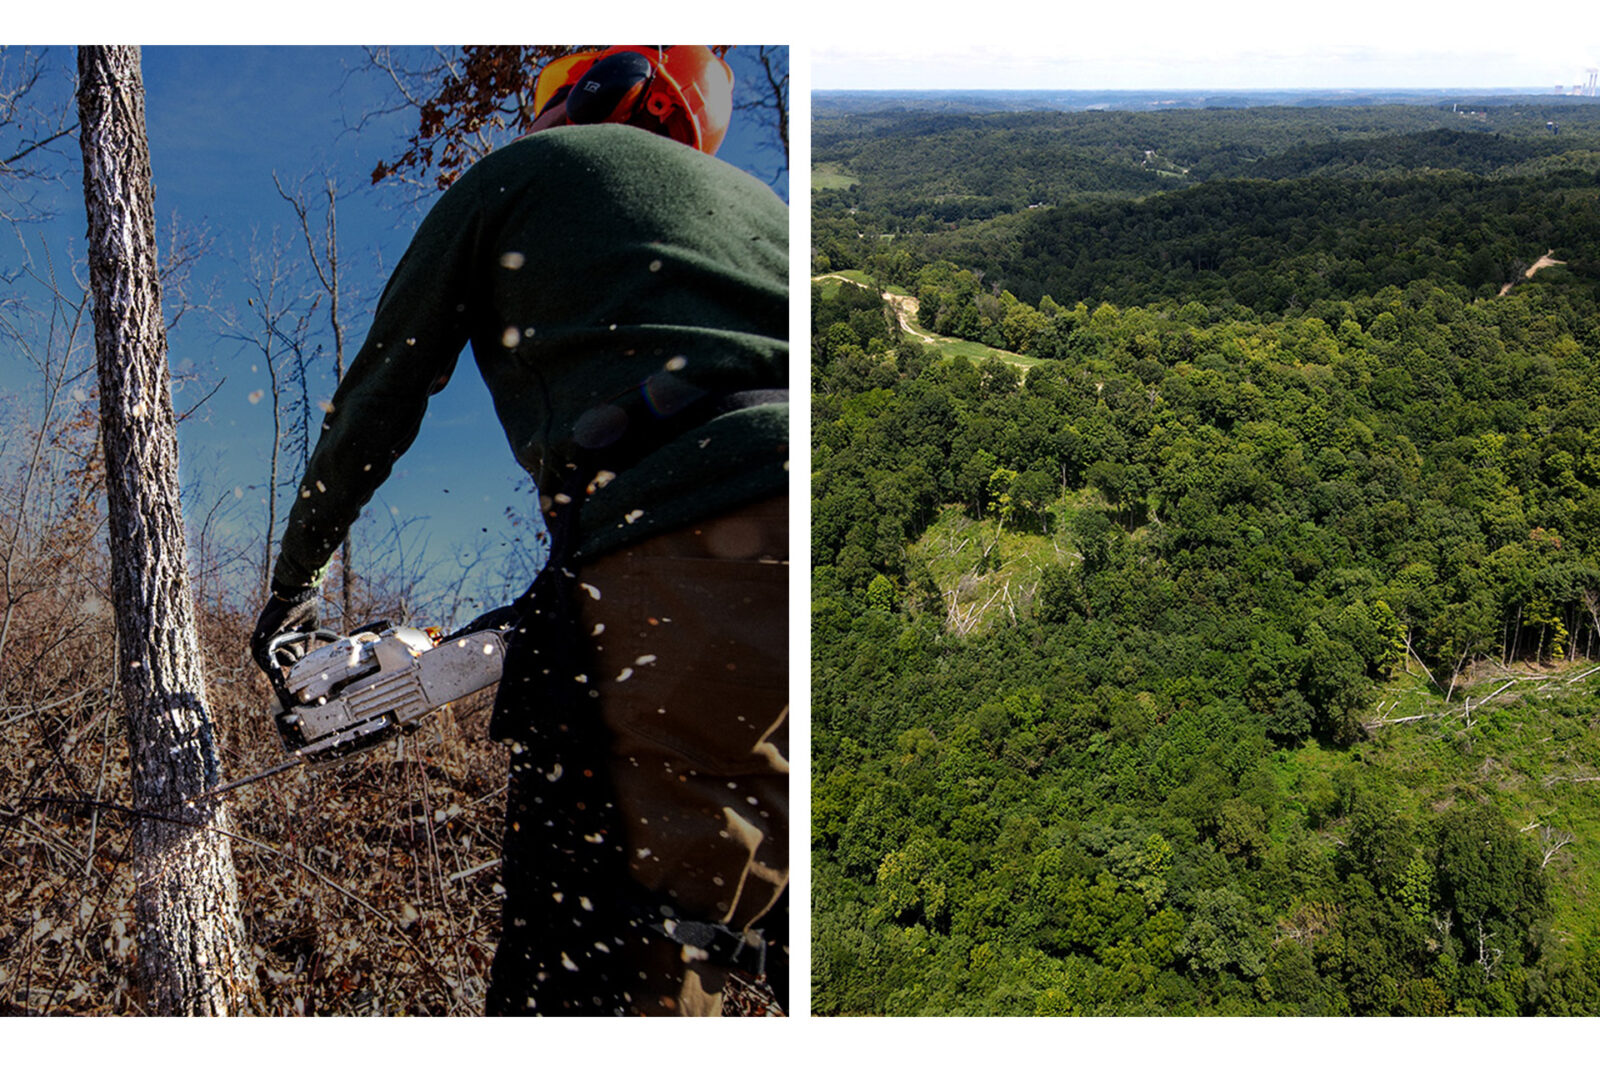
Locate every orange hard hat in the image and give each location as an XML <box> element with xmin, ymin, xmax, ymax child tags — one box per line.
<box><xmin>533</xmin><ymin>46</ymin><xmax>734</xmax><ymax>155</ymax></box>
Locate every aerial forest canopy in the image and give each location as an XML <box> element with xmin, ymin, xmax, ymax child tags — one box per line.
<box><xmin>812</xmin><ymin>96</ymin><xmax>1600</xmax><ymax>1015</ymax></box>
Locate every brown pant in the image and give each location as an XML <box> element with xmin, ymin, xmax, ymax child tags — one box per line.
<box><xmin>576</xmin><ymin>495</ymin><xmax>789</xmax><ymax>1014</ymax></box>
<box><xmin>485</xmin><ymin>495</ymin><xmax>788</xmax><ymax>1016</ymax></box>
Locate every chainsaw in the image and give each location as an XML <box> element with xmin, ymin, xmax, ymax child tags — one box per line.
<box><xmin>262</xmin><ymin>610</ymin><xmax>515</xmax><ymax>764</ymax></box>
<box><xmin>116</xmin><ymin>609</ymin><xmax>518</xmax><ymax>808</ymax></box>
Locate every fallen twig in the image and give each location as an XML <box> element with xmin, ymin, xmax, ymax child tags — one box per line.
<box><xmin>17</xmin><ymin>792</ymin><xmax>458</xmax><ymax>999</ymax></box>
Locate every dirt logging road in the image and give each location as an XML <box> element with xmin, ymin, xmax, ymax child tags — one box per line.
<box><xmin>1500</xmin><ymin>249</ymin><xmax>1566</xmax><ymax>296</ymax></box>
<box><xmin>816</xmin><ymin>273</ymin><xmax>938</xmax><ymax>341</ymax></box>
<box><xmin>885</xmin><ymin>292</ymin><xmax>936</xmax><ymax>341</ymax></box>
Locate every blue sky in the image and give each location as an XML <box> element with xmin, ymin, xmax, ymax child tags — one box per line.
<box><xmin>0</xmin><ymin>45</ymin><xmax>791</xmax><ymax>624</ymax></box>
<box><xmin>143</xmin><ymin>47</ymin><xmax>515</xmax><ymax>614</ymax></box>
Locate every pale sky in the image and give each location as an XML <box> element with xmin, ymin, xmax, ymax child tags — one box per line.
<box><xmin>812</xmin><ymin>2</ymin><xmax>1599</xmax><ymax>92</ymax></box>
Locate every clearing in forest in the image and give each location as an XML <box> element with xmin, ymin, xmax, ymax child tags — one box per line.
<box><xmin>908</xmin><ymin>495</ymin><xmax>1092</xmax><ymax>636</ymax></box>
<box><xmin>812</xmin><ymin>161</ymin><xmax>859</xmax><ymax>191</ymax></box>
<box><xmin>1288</xmin><ymin>659</ymin><xmax>1600</xmax><ymax>951</ymax></box>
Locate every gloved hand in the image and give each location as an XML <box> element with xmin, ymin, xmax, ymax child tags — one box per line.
<box><xmin>250</xmin><ymin>582</ymin><xmax>321</xmax><ymax>680</ymax></box>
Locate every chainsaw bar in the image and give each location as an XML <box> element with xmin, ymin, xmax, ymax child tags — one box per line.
<box><xmin>184</xmin><ymin>755</ymin><xmax>307</xmax><ymax>806</ymax></box>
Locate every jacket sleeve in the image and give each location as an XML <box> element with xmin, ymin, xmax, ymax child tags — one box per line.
<box><xmin>271</xmin><ymin>171</ymin><xmax>485</xmax><ymax>591</ymax></box>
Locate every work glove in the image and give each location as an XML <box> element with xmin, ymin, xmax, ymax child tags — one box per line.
<box><xmin>250</xmin><ymin>583</ymin><xmax>322</xmax><ymax>697</ymax></box>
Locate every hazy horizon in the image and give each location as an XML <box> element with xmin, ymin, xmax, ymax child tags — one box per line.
<box><xmin>816</xmin><ymin>86</ymin><xmax>1585</xmax><ymax>96</ymax></box>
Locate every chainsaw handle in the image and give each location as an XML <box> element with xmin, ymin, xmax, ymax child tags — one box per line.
<box><xmin>265</xmin><ymin>627</ymin><xmax>340</xmax><ymax>668</ymax></box>
<box><xmin>264</xmin><ymin>628</ymin><xmax>340</xmax><ymax>708</ymax></box>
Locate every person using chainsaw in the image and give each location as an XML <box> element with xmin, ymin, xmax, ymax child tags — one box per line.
<box><xmin>249</xmin><ymin>46</ymin><xmax>788</xmax><ymax>1016</ymax></box>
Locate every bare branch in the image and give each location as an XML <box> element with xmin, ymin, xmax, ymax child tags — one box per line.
<box><xmin>156</xmin><ymin>212</ymin><xmax>217</xmax><ymax>335</ymax></box>
<box><xmin>1539</xmin><ymin>825</ymin><xmax>1574</xmax><ymax>869</ymax></box>
<box><xmin>215</xmin><ymin>228</ymin><xmax>324</xmax><ymax>594</ymax></box>
<box><xmin>0</xmin><ymin>47</ymin><xmax>78</xmax><ymax>224</ymax></box>
<box><xmin>732</xmin><ymin>45</ymin><xmax>789</xmax><ymax>179</ymax></box>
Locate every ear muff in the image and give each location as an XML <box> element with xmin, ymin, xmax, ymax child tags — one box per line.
<box><xmin>533</xmin><ymin>50</ymin><xmax>600</xmax><ymax>117</ymax></box>
<box><xmin>566</xmin><ymin>49</ymin><xmax>656</xmax><ymax>126</ymax></box>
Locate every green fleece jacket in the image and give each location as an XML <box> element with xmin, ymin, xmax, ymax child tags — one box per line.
<box><xmin>272</xmin><ymin>124</ymin><xmax>788</xmax><ymax>591</ymax></box>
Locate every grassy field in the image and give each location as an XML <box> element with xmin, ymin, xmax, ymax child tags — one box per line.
<box><xmin>934</xmin><ymin>337</ymin><xmax>1045</xmax><ymax>372</ymax></box>
<box><xmin>908</xmin><ymin>495</ymin><xmax>1091</xmax><ymax>636</ymax></box>
<box><xmin>812</xmin><ymin>162</ymin><xmax>859</xmax><ymax>191</ymax></box>
<box><xmin>813</xmin><ymin>269</ymin><xmax>875</xmax><ymax>294</ymax></box>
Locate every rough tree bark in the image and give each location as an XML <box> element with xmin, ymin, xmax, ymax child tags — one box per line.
<box><xmin>77</xmin><ymin>45</ymin><xmax>256</xmax><ymax>1016</ymax></box>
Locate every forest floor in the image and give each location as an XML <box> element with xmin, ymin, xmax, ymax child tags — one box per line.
<box><xmin>0</xmin><ymin>613</ymin><xmax>510</xmax><ymax>1016</ymax></box>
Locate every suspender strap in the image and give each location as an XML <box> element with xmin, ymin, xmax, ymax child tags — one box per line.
<box><xmin>657</xmin><ymin>918</ymin><xmax>768</xmax><ymax>976</ymax></box>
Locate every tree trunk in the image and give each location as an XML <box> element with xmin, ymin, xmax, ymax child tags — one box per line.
<box><xmin>325</xmin><ymin>182</ymin><xmax>355</xmax><ymax>625</ymax></box>
<box><xmin>263</xmin><ymin>327</ymin><xmax>282</xmax><ymax>598</ymax></box>
<box><xmin>78</xmin><ymin>45</ymin><xmax>256</xmax><ymax>1016</ymax></box>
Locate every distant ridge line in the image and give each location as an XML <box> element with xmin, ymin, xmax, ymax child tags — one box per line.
<box><xmin>815</xmin><ymin>87</ymin><xmax>1598</xmax><ymax>115</ymax></box>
